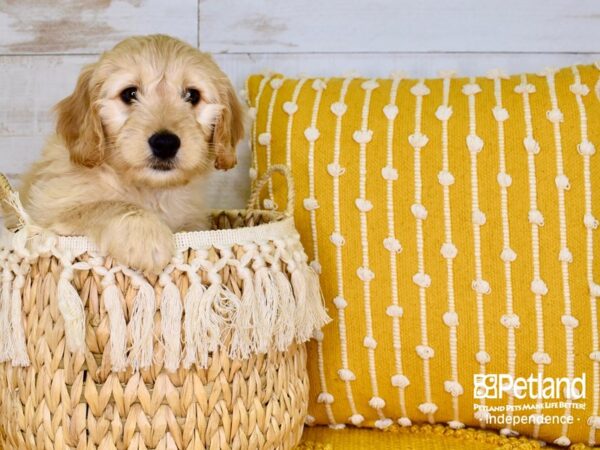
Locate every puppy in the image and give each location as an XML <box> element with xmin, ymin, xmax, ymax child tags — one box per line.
<box><xmin>17</xmin><ymin>35</ymin><xmax>244</xmax><ymax>274</ymax></box>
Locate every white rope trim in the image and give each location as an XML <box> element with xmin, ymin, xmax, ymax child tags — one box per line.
<box><xmin>263</xmin><ymin>77</ymin><xmax>286</xmax><ymax>207</ymax></box>
<box><xmin>518</xmin><ymin>73</ymin><xmax>548</xmax><ymax>439</ymax></box>
<box><xmin>488</xmin><ymin>69</ymin><xmax>518</xmax><ymax>438</ymax></box>
<box><xmin>305</xmin><ymin>78</ymin><xmax>327</xmax><ymax>274</ymax></box>
<box><xmin>385</xmin><ymin>72</ymin><xmax>411</xmax><ymax>427</ymax></box>
<box><xmin>330</xmin><ymin>75</ymin><xmax>364</xmax><ymax>425</ymax></box>
<box><xmin>354</xmin><ymin>78</ymin><xmax>390</xmax><ymax>427</ymax></box>
<box><xmin>56</xmin><ymin>213</ymin><xmax>297</xmax><ymax>256</ymax></box>
<box><xmin>410</xmin><ymin>79</ymin><xmax>436</xmax><ymax>423</ymax></box>
<box><xmin>249</xmin><ymin>74</ymin><xmax>272</xmax><ymax>181</ymax></box>
<box><xmin>284</xmin><ymin>78</ymin><xmax>308</xmax><ymax>169</ymax></box>
<box><xmin>314</xmin><ymin>329</ymin><xmax>340</xmax><ymax>427</ymax></box>
<box><xmin>571</xmin><ymin>65</ymin><xmax>600</xmax><ymax>447</ymax></box>
<box><xmin>592</xmin><ymin>61</ymin><xmax>600</xmax><ymax>446</ymax></box>
<box><xmin>302</xmin><ymin>78</ymin><xmax>338</xmax><ymax>427</ymax></box>
<box><xmin>438</xmin><ymin>71</ymin><xmax>463</xmax><ymax>429</ymax></box>
<box><xmin>544</xmin><ymin>67</ymin><xmax>576</xmax><ymax>446</ymax></box>
<box><xmin>464</xmin><ymin>77</ymin><xmax>490</xmax><ymax>427</ymax></box>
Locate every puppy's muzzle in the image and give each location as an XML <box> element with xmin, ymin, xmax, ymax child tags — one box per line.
<box><xmin>148</xmin><ymin>131</ymin><xmax>180</xmax><ymax>160</ymax></box>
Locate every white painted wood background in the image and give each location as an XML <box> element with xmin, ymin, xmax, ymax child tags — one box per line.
<box><xmin>1</xmin><ymin>0</ymin><xmax>599</xmax><ymax>208</ymax></box>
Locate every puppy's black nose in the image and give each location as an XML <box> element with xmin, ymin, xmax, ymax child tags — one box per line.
<box><xmin>148</xmin><ymin>131</ymin><xmax>180</xmax><ymax>160</ymax></box>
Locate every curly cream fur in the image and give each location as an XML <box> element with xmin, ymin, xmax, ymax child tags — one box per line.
<box><xmin>18</xmin><ymin>35</ymin><xmax>245</xmax><ymax>274</ymax></box>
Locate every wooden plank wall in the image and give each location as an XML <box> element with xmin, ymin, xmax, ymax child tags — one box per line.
<box><xmin>1</xmin><ymin>0</ymin><xmax>599</xmax><ymax>208</ymax></box>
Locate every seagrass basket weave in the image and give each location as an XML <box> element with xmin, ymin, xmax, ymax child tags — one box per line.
<box><xmin>0</xmin><ymin>166</ymin><xmax>329</xmax><ymax>450</ymax></box>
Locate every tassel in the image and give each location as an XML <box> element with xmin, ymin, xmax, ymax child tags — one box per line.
<box><xmin>184</xmin><ymin>274</ymin><xmax>227</xmax><ymax>369</ymax></box>
<box><xmin>304</xmin><ymin>265</ymin><xmax>331</xmax><ymax>333</ymax></box>
<box><xmin>253</xmin><ymin>266</ymin><xmax>278</xmax><ymax>353</ymax></box>
<box><xmin>128</xmin><ymin>277</ymin><xmax>155</xmax><ymax>371</ymax></box>
<box><xmin>182</xmin><ymin>276</ymin><xmax>206</xmax><ymax>369</ymax></box>
<box><xmin>217</xmin><ymin>286</ymin><xmax>241</xmax><ymax>351</ymax></box>
<box><xmin>229</xmin><ymin>267</ymin><xmax>255</xmax><ymax>359</ymax></box>
<box><xmin>159</xmin><ymin>273</ymin><xmax>182</xmax><ymax>372</ymax></box>
<box><xmin>291</xmin><ymin>264</ymin><xmax>331</xmax><ymax>342</ymax></box>
<box><xmin>290</xmin><ymin>266</ymin><xmax>312</xmax><ymax>342</ymax></box>
<box><xmin>273</xmin><ymin>270</ymin><xmax>295</xmax><ymax>351</ymax></box>
<box><xmin>197</xmin><ymin>281</ymin><xmax>224</xmax><ymax>368</ymax></box>
<box><xmin>57</xmin><ymin>265</ymin><xmax>86</xmax><ymax>353</ymax></box>
<box><xmin>10</xmin><ymin>271</ymin><xmax>29</xmax><ymax>366</ymax></box>
<box><xmin>0</xmin><ymin>267</ymin><xmax>14</xmax><ymax>362</ymax></box>
<box><xmin>102</xmin><ymin>277</ymin><xmax>127</xmax><ymax>372</ymax></box>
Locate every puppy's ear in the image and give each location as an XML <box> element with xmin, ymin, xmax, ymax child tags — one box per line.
<box><xmin>211</xmin><ymin>80</ymin><xmax>245</xmax><ymax>170</ymax></box>
<box><xmin>55</xmin><ymin>63</ymin><xmax>105</xmax><ymax>167</ymax></box>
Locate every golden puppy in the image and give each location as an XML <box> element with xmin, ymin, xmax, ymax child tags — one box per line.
<box><xmin>18</xmin><ymin>35</ymin><xmax>244</xmax><ymax>273</ymax></box>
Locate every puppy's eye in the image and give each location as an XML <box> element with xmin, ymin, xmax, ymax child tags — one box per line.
<box><xmin>120</xmin><ymin>87</ymin><xmax>138</xmax><ymax>105</ymax></box>
<box><xmin>184</xmin><ymin>88</ymin><xmax>201</xmax><ymax>106</ymax></box>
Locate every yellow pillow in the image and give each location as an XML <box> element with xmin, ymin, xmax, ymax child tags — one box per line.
<box><xmin>246</xmin><ymin>64</ymin><xmax>600</xmax><ymax>447</ymax></box>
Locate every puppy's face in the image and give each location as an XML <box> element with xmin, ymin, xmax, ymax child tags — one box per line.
<box><xmin>55</xmin><ymin>35</ymin><xmax>244</xmax><ymax>188</ymax></box>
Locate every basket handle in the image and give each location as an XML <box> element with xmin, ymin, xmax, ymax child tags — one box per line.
<box><xmin>0</xmin><ymin>173</ymin><xmax>29</xmax><ymax>229</ymax></box>
<box><xmin>247</xmin><ymin>165</ymin><xmax>295</xmax><ymax>216</ymax></box>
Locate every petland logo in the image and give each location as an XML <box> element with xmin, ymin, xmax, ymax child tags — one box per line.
<box><xmin>474</xmin><ymin>374</ymin><xmax>586</xmax><ymax>400</ymax></box>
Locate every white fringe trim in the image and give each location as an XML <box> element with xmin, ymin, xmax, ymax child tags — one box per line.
<box><xmin>127</xmin><ymin>275</ymin><xmax>156</xmax><ymax>371</ymax></box>
<box><xmin>10</xmin><ymin>268</ymin><xmax>29</xmax><ymax>366</ymax></box>
<box><xmin>0</xmin><ymin>265</ymin><xmax>14</xmax><ymax>363</ymax></box>
<box><xmin>253</xmin><ymin>264</ymin><xmax>279</xmax><ymax>354</ymax></box>
<box><xmin>101</xmin><ymin>271</ymin><xmax>128</xmax><ymax>372</ymax></box>
<box><xmin>56</xmin><ymin>264</ymin><xmax>86</xmax><ymax>354</ymax></box>
<box><xmin>159</xmin><ymin>269</ymin><xmax>183</xmax><ymax>372</ymax></box>
<box><xmin>230</xmin><ymin>266</ymin><xmax>255</xmax><ymax>359</ymax></box>
<box><xmin>183</xmin><ymin>274</ymin><xmax>208</xmax><ymax>369</ymax></box>
<box><xmin>274</xmin><ymin>269</ymin><xmax>296</xmax><ymax>351</ymax></box>
<box><xmin>0</xmin><ymin>220</ymin><xmax>331</xmax><ymax>371</ymax></box>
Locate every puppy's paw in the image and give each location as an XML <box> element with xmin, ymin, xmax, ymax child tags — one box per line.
<box><xmin>100</xmin><ymin>211</ymin><xmax>175</xmax><ymax>274</ymax></box>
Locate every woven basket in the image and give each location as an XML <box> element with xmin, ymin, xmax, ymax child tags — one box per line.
<box><xmin>0</xmin><ymin>166</ymin><xmax>329</xmax><ymax>450</ymax></box>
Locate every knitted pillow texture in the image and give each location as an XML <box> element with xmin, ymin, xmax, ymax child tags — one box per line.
<box><xmin>246</xmin><ymin>64</ymin><xmax>600</xmax><ymax>447</ymax></box>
